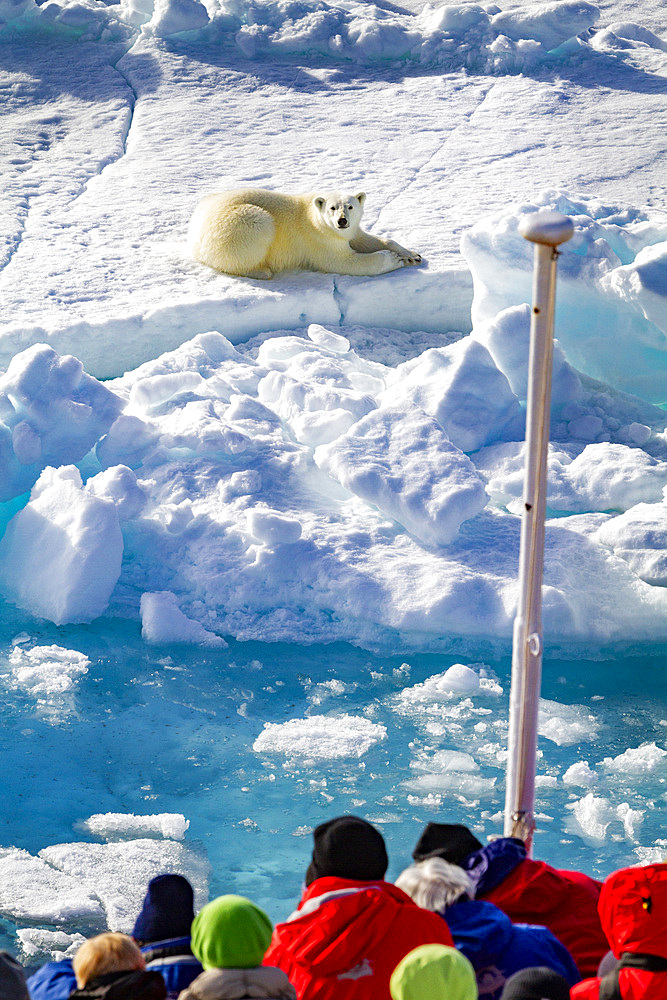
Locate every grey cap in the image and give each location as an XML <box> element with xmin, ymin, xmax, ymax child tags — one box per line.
<box><xmin>0</xmin><ymin>952</ymin><xmax>29</xmax><ymax>1000</ymax></box>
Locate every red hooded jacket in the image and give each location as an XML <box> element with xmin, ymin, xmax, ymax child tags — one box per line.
<box><xmin>474</xmin><ymin>848</ymin><xmax>607</xmax><ymax>978</ymax></box>
<box><xmin>264</xmin><ymin>876</ymin><xmax>454</xmax><ymax>1000</ymax></box>
<box><xmin>571</xmin><ymin>863</ymin><xmax>667</xmax><ymax>1000</ymax></box>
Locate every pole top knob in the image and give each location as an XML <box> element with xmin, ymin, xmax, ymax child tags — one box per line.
<box><xmin>518</xmin><ymin>210</ymin><xmax>574</xmax><ymax>247</ymax></box>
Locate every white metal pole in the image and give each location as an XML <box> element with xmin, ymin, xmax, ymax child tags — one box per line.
<box><xmin>504</xmin><ymin>211</ymin><xmax>574</xmax><ymax>853</ymax></box>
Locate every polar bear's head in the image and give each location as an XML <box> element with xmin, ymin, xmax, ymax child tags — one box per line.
<box><xmin>314</xmin><ymin>192</ymin><xmax>366</xmax><ymax>236</ymax></box>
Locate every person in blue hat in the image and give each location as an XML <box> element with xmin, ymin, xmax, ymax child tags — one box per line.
<box><xmin>132</xmin><ymin>874</ymin><xmax>203</xmax><ymax>999</ymax></box>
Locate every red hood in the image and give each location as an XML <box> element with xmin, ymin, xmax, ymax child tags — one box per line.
<box><xmin>599</xmin><ymin>863</ymin><xmax>667</xmax><ymax>959</ymax></box>
<box><xmin>269</xmin><ymin>877</ymin><xmax>433</xmax><ymax>977</ymax></box>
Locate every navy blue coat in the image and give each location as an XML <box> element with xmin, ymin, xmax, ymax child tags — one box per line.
<box><xmin>140</xmin><ymin>936</ymin><xmax>202</xmax><ymax>1000</ymax></box>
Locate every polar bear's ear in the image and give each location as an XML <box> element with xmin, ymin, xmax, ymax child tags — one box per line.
<box><xmin>355</xmin><ymin>192</ymin><xmax>366</xmax><ymax>207</ymax></box>
<box><xmin>314</xmin><ymin>197</ymin><xmax>326</xmax><ymax>211</ymax></box>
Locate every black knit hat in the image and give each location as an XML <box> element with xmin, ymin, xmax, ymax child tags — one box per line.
<box><xmin>305</xmin><ymin>815</ymin><xmax>388</xmax><ymax>887</ymax></box>
<box><xmin>132</xmin><ymin>874</ymin><xmax>196</xmax><ymax>943</ymax></box>
<box><xmin>500</xmin><ymin>967</ymin><xmax>572</xmax><ymax>1000</ymax></box>
<box><xmin>0</xmin><ymin>952</ymin><xmax>29</xmax><ymax>1000</ymax></box>
<box><xmin>412</xmin><ymin>823</ymin><xmax>483</xmax><ymax>864</ymax></box>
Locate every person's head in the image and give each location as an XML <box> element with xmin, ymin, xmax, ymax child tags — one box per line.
<box><xmin>191</xmin><ymin>895</ymin><xmax>273</xmax><ymax>971</ymax></box>
<box><xmin>72</xmin><ymin>933</ymin><xmax>145</xmax><ymax>989</ymax></box>
<box><xmin>500</xmin><ymin>967</ymin><xmax>571</xmax><ymax>1000</ymax></box>
<box><xmin>412</xmin><ymin>823</ymin><xmax>483</xmax><ymax>864</ymax></box>
<box><xmin>390</xmin><ymin>943</ymin><xmax>477</xmax><ymax>1000</ymax></box>
<box><xmin>396</xmin><ymin>856</ymin><xmax>475</xmax><ymax>911</ymax></box>
<box><xmin>0</xmin><ymin>952</ymin><xmax>29</xmax><ymax>1000</ymax></box>
<box><xmin>305</xmin><ymin>814</ymin><xmax>388</xmax><ymax>886</ymax></box>
<box><xmin>133</xmin><ymin>873</ymin><xmax>196</xmax><ymax>945</ymax></box>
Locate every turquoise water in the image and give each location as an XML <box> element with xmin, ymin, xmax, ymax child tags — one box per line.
<box><xmin>1</xmin><ymin>595</ymin><xmax>666</xmax><ymax>951</ymax></box>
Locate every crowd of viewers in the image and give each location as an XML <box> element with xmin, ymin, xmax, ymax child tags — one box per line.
<box><xmin>1</xmin><ymin>816</ymin><xmax>665</xmax><ymax>1000</ymax></box>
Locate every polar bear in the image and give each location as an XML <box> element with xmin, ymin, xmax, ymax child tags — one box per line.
<box><xmin>187</xmin><ymin>188</ymin><xmax>422</xmax><ymax>279</ymax></box>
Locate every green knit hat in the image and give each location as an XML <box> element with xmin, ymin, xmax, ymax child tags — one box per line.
<box><xmin>190</xmin><ymin>894</ymin><xmax>273</xmax><ymax>970</ymax></box>
<box><xmin>390</xmin><ymin>944</ymin><xmax>477</xmax><ymax>1000</ymax></box>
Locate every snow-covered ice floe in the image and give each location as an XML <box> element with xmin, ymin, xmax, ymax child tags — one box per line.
<box><xmin>253</xmin><ymin>714</ymin><xmax>387</xmax><ymax>759</ymax></box>
<box><xmin>0</xmin><ymin>812</ymin><xmax>208</xmax><ymax>956</ymax></box>
<box><xmin>1</xmin><ymin>194</ymin><xmax>666</xmax><ymax>650</ymax></box>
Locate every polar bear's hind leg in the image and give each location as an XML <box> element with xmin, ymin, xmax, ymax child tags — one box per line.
<box><xmin>191</xmin><ymin>202</ymin><xmax>276</xmax><ymax>277</ymax></box>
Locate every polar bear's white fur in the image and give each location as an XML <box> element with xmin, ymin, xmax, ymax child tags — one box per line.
<box><xmin>187</xmin><ymin>188</ymin><xmax>422</xmax><ymax>279</ymax></box>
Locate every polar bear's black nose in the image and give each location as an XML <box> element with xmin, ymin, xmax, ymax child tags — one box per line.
<box><xmin>337</xmin><ymin>218</ymin><xmax>349</xmax><ymax>228</ymax></box>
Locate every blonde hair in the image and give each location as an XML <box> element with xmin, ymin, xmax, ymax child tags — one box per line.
<box><xmin>73</xmin><ymin>932</ymin><xmax>146</xmax><ymax>988</ymax></box>
<box><xmin>395</xmin><ymin>856</ymin><xmax>475</xmax><ymax>912</ymax></box>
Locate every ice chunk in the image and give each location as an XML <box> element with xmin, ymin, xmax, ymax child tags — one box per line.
<box><xmin>5</xmin><ymin>643</ymin><xmax>89</xmax><ymax>696</ymax></box>
<box><xmin>472</xmin><ymin>303</ymin><xmax>582</xmax><ymax>405</ymax></box>
<box><xmin>595</xmin><ymin>502</ymin><xmax>667</xmax><ymax>585</ymax></box>
<box><xmin>144</xmin><ymin>0</ymin><xmax>209</xmax><ymax>35</ymax></box>
<box><xmin>79</xmin><ymin>812</ymin><xmax>190</xmax><ymax>841</ymax></box>
<box><xmin>396</xmin><ymin>664</ymin><xmax>502</xmax><ymax>704</ymax></box>
<box><xmin>567</xmin><ymin>794</ymin><xmax>644</xmax><ymax>842</ymax></box>
<box><xmin>392</xmin><ymin>666</ymin><xmax>503</xmax><ymax>729</ymax></box>
<box><xmin>634</xmin><ymin>840</ymin><xmax>667</xmax><ymax>866</ymax></box>
<box><xmin>40</xmin><ymin>839</ymin><xmax>210</xmax><ymax>932</ymax></box>
<box><xmin>423</xmin><ymin>3</ymin><xmax>488</xmax><ymax>33</ymax></box>
<box><xmin>157</xmin><ymin>400</ymin><xmax>249</xmax><ymax>457</ymax></box>
<box><xmin>566</xmin><ymin>793</ymin><xmax>616</xmax><ymax>841</ymax></box>
<box><xmin>440</xmin><ymin>663</ymin><xmax>485</xmax><ymax>693</ymax></box>
<box><xmin>307</xmin><ymin>324</ymin><xmax>350</xmax><ymax>354</ymax></box>
<box><xmin>538</xmin><ymin>699</ymin><xmax>600</xmax><ymax>745</ymax></box>
<box><xmin>404</xmin><ymin>771</ymin><xmax>496</xmax><ymax>797</ymax></box>
<box><xmin>600</xmin><ymin>742</ymin><xmax>667</xmax><ymax>774</ymax></box>
<box><xmin>129</xmin><ymin>371</ymin><xmax>207</xmax><ymax>412</ymax></box>
<box><xmin>381</xmin><ymin>339</ymin><xmax>520</xmax><ymax>453</ymax></box>
<box><xmin>491</xmin><ymin>1</ymin><xmax>599</xmax><ymax>50</ymax></box>
<box><xmin>0</xmin><ymin>466</ymin><xmax>123</xmax><ymax>625</ymax></box>
<box><xmin>315</xmin><ymin>406</ymin><xmax>488</xmax><ymax>546</ymax></box>
<box><xmin>258</xmin><ymin>368</ymin><xmax>377</xmax><ymax>446</ymax></box>
<box><xmin>140</xmin><ymin>591</ymin><xmax>227</xmax><ymax>647</ymax></box>
<box><xmin>86</xmin><ymin>465</ymin><xmax>147</xmax><ymax>521</ymax></box>
<box><xmin>411</xmin><ymin>749</ymin><xmax>479</xmax><ymax>772</ymax></box>
<box><xmin>0</xmin><ymin>344</ymin><xmax>122</xmax><ymax>501</ymax></box>
<box><xmin>617</xmin><ymin>802</ymin><xmax>644</xmax><ymax>840</ymax></box>
<box><xmin>246</xmin><ymin>508</ymin><xmax>302</xmax><ymax>546</ymax></box>
<box><xmin>462</xmin><ymin>193</ymin><xmax>667</xmax><ymax>403</ymax></box>
<box><xmin>253</xmin><ymin>714</ymin><xmax>387</xmax><ymax>759</ymax></box>
<box><xmin>0</xmin><ymin>0</ymin><xmax>38</xmax><ymax>24</ymax></box>
<box><xmin>97</xmin><ymin>415</ymin><xmax>159</xmax><ymax>470</ymax></box>
<box><xmin>477</xmin><ymin>442</ymin><xmax>667</xmax><ymax>514</ymax></box>
<box><xmin>16</xmin><ymin>928</ymin><xmax>86</xmax><ymax>964</ymax></box>
<box><xmin>601</xmin><ymin>241</ymin><xmax>667</xmax><ymax>338</ymax></box>
<box><xmin>563</xmin><ymin>761</ymin><xmax>598</xmax><ymax>787</ymax></box>
<box><xmin>117</xmin><ymin>0</ymin><xmax>154</xmax><ymax>27</ymax></box>
<box><xmin>0</xmin><ymin>847</ymin><xmax>105</xmax><ymax>929</ymax></box>
<box><xmin>292</xmin><ymin>408</ymin><xmax>359</xmax><ymax>448</ymax></box>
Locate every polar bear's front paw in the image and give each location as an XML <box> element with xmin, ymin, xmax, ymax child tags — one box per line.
<box><xmin>398</xmin><ymin>250</ymin><xmax>422</xmax><ymax>266</ymax></box>
<box><xmin>379</xmin><ymin>250</ymin><xmax>408</xmax><ymax>272</ymax></box>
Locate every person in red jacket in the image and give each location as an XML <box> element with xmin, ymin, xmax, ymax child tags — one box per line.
<box><xmin>571</xmin><ymin>862</ymin><xmax>667</xmax><ymax>1000</ymax></box>
<box><xmin>264</xmin><ymin>815</ymin><xmax>454</xmax><ymax>1000</ymax></box>
<box><xmin>412</xmin><ymin>823</ymin><xmax>608</xmax><ymax>978</ymax></box>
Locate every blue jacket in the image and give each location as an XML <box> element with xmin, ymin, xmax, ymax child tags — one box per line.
<box><xmin>140</xmin><ymin>936</ymin><xmax>202</xmax><ymax>1000</ymax></box>
<box><xmin>27</xmin><ymin>959</ymin><xmax>77</xmax><ymax>1000</ymax></box>
<box><xmin>444</xmin><ymin>898</ymin><xmax>581</xmax><ymax>1000</ymax></box>
<box><xmin>459</xmin><ymin>836</ymin><xmax>527</xmax><ymax>895</ymax></box>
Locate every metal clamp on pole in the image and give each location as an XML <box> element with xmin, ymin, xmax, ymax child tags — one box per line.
<box><xmin>504</xmin><ymin>211</ymin><xmax>573</xmax><ymax>854</ymax></box>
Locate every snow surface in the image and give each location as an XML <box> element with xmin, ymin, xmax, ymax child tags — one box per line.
<box><xmin>0</xmin><ymin>0</ymin><xmax>666</xmax><ymax>960</ymax></box>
